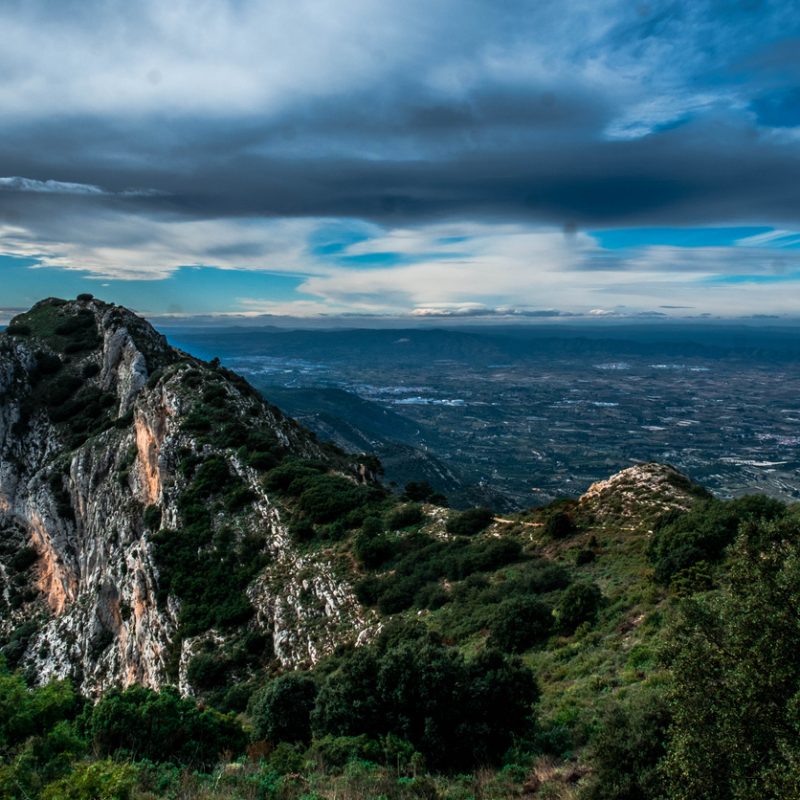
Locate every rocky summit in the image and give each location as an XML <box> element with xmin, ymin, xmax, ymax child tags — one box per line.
<box><xmin>0</xmin><ymin>296</ymin><xmax>375</xmax><ymax>696</ymax></box>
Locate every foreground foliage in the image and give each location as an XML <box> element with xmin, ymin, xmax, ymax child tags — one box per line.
<box><xmin>6</xmin><ymin>504</ymin><xmax>800</xmax><ymax>798</ymax></box>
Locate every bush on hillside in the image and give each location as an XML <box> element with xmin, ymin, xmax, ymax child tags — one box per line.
<box><xmin>557</xmin><ymin>581</ymin><xmax>602</xmax><ymax>632</ymax></box>
<box><xmin>84</xmin><ymin>686</ymin><xmax>245</xmax><ymax>769</ymax></box>
<box><xmin>312</xmin><ymin>625</ymin><xmax>538</xmax><ymax>771</ymax></box>
<box><xmin>250</xmin><ymin>672</ymin><xmax>318</xmax><ymax>745</ymax></box>
<box><xmin>649</xmin><ymin>495</ymin><xmax>786</xmax><ymax>584</ymax></box>
<box><xmin>445</xmin><ymin>507</ymin><xmax>494</xmax><ymax>536</ymax></box>
<box><xmin>488</xmin><ymin>596</ymin><xmax>553</xmax><ymax>653</ymax></box>
<box><xmin>386</xmin><ymin>503</ymin><xmax>424</xmax><ymax>530</ymax></box>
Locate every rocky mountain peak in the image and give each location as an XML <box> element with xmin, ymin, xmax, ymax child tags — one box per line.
<box><xmin>6</xmin><ymin>295</ymin><xmax>176</xmax><ymax>417</ymax></box>
<box><xmin>1</xmin><ymin>296</ymin><xmax>371</xmax><ymax>696</ymax></box>
<box><xmin>578</xmin><ymin>462</ymin><xmax>709</xmax><ymax>524</ymax></box>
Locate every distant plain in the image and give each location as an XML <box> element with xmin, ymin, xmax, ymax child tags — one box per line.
<box><xmin>167</xmin><ymin>323</ymin><xmax>800</xmax><ymax>510</ymax></box>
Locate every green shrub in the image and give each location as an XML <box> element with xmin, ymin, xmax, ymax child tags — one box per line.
<box><xmin>192</xmin><ymin>456</ymin><xmax>233</xmax><ymax>496</ymax></box>
<box><xmin>354</xmin><ymin>531</ymin><xmax>394</xmax><ymax>568</ymax></box>
<box><xmin>42</xmin><ymin>373</ymin><xmax>83</xmax><ymax>407</ymax></box>
<box><xmin>35</xmin><ymin>351</ymin><xmax>63</xmax><ymax>376</ymax></box>
<box><xmin>142</xmin><ymin>505</ymin><xmax>162</xmax><ymax>530</ymax></box>
<box><xmin>1</xmin><ymin>621</ymin><xmax>39</xmax><ymax>669</ymax></box>
<box><xmin>584</xmin><ymin>691</ymin><xmax>670</xmax><ymax>800</ymax></box>
<box><xmin>245</xmin><ymin>449</ymin><xmax>280</xmax><ymax>471</ymax></box>
<box><xmin>297</xmin><ymin>475</ymin><xmax>372</xmax><ymax>524</ymax></box>
<box><xmin>40</xmin><ymin>759</ymin><xmax>137</xmax><ymax>800</ymax></box>
<box><xmin>414</xmin><ymin>582</ymin><xmax>450</xmax><ymax>610</ymax></box>
<box><xmin>458</xmin><ymin>538</ymin><xmax>522</xmax><ymax>575</ymax></box>
<box><xmin>312</xmin><ymin>625</ymin><xmax>539</xmax><ymax>772</ymax></box>
<box><xmin>224</xmin><ymin>485</ymin><xmax>256</xmax><ymax>512</ymax></box>
<box><xmin>10</xmin><ymin>545</ymin><xmax>38</xmax><ymax>573</ymax></box>
<box><xmin>446</xmin><ymin>507</ymin><xmax>494</xmax><ymax>536</ymax></box>
<box><xmin>0</xmin><ymin>671</ymin><xmax>78</xmax><ymax>749</ymax></box>
<box><xmin>250</xmin><ymin>672</ymin><xmax>318</xmax><ymax>744</ymax></box>
<box><xmin>649</xmin><ymin>495</ymin><xmax>786</xmax><ymax>584</ymax></box>
<box><xmin>182</xmin><ymin>408</ymin><xmax>211</xmax><ymax>433</ymax></box>
<box><xmin>309</xmin><ymin>735</ymin><xmax>382</xmax><ymax>769</ymax></box>
<box><xmin>556</xmin><ymin>581</ymin><xmax>602</xmax><ymax>632</ymax></box>
<box><xmin>402</xmin><ymin>481</ymin><xmax>447</xmax><ymax>505</ymax></box>
<box><xmin>355</xmin><ymin>576</ymin><xmax>382</xmax><ymax>606</ymax></box>
<box><xmin>386</xmin><ymin>504</ymin><xmax>424</xmax><ymax>530</ymax></box>
<box><xmin>85</xmin><ymin>685</ymin><xmax>245</xmax><ymax>769</ymax></box>
<box><xmin>186</xmin><ymin>653</ymin><xmax>230</xmax><ymax>691</ymax></box>
<box><xmin>377</xmin><ymin>576</ymin><xmax>424</xmax><ymax>615</ymax></box>
<box><xmin>51</xmin><ymin>310</ymin><xmax>100</xmax><ymax>352</ymax></box>
<box><xmin>544</xmin><ymin>511</ymin><xmax>576</xmax><ymax>539</ymax></box>
<box><xmin>488</xmin><ymin>596</ymin><xmax>552</xmax><ymax>653</ymax></box>
<box><xmin>151</xmin><ymin>521</ymin><xmax>266</xmax><ymax>636</ymax></box>
<box><xmin>661</xmin><ymin>517</ymin><xmax>800</xmax><ymax>799</ymax></box>
<box><xmin>202</xmin><ymin>383</ymin><xmax>228</xmax><ymax>405</ymax></box>
<box><xmin>363</xmin><ymin>534</ymin><xmax>525</xmax><ymax>616</ymax></box>
<box><xmin>264</xmin><ymin>460</ymin><xmax>325</xmax><ymax>494</ymax></box>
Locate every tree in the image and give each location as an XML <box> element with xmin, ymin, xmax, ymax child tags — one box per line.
<box><xmin>649</xmin><ymin>495</ymin><xmax>786</xmax><ymax>585</ymax></box>
<box><xmin>544</xmin><ymin>511</ymin><xmax>576</xmax><ymax>539</ymax></box>
<box><xmin>662</xmin><ymin>517</ymin><xmax>800</xmax><ymax>799</ymax></box>
<box><xmin>386</xmin><ymin>503</ymin><xmax>424</xmax><ymax>530</ymax></box>
<box><xmin>584</xmin><ymin>690</ymin><xmax>670</xmax><ymax>800</ymax></box>
<box><xmin>446</xmin><ymin>507</ymin><xmax>494</xmax><ymax>537</ymax></box>
<box><xmin>403</xmin><ymin>482</ymin><xmax>447</xmax><ymax>505</ymax></box>
<box><xmin>0</xmin><ymin>671</ymin><xmax>77</xmax><ymax>751</ymax></box>
<box><xmin>250</xmin><ymin>672</ymin><xmax>318</xmax><ymax>744</ymax></box>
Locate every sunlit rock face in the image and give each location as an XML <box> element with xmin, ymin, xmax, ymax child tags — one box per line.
<box><xmin>578</xmin><ymin>462</ymin><xmax>705</xmax><ymax>526</ymax></box>
<box><xmin>0</xmin><ymin>297</ymin><xmax>372</xmax><ymax>696</ymax></box>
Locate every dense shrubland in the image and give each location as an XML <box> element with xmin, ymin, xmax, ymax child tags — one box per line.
<box><xmin>4</xmin><ymin>487</ymin><xmax>798</xmax><ymax>798</ymax></box>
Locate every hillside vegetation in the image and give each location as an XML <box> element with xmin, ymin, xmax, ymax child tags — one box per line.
<box><xmin>1</xmin><ymin>298</ymin><xmax>799</xmax><ymax>799</ymax></box>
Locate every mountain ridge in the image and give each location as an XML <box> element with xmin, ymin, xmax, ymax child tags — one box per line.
<box><xmin>0</xmin><ymin>296</ymin><xmax>377</xmax><ymax>696</ymax></box>
<box><xmin>1</xmin><ymin>296</ymin><xmax>703</xmax><ymax>702</ymax></box>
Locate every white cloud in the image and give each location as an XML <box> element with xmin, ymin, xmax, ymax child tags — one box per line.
<box><xmin>735</xmin><ymin>229</ymin><xmax>800</xmax><ymax>248</ymax></box>
<box><xmin>0</xmin><ymin>214</ymin><xmax>332</xmax><ymax>280</ymax></box>
<box><xmin>0</xmin><ymin>177</ymin><xmax>105</xmax><ymax>195</ymax></box>
<box><xmin>2</xmin><ymin>209</ymin><xmax>800</xmax><ymax>317</ymax></box>
<box><xmin>0</xmin><ymin>0</ymin><xmax>459</xmax><ymax>119</ymax></box>
<box><xmin>0</xmin><ymin>176</ymin><xmax>159</xmax><ymax>197</ymax></box>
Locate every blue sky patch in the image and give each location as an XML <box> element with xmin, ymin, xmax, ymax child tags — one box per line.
<box><xmin>703</xmin><ymin>271</ymin><xmax>800</xmax><ymax>285</ymax></box>
<box><xmin>0</xmin><ymin>257</ymin><xmax>310</xmax><ymax>315</ymax></box>
<box><xmin>590</xmin><ymin>227</ymin><xmax>773</xmax><ymax>250</ymax></box>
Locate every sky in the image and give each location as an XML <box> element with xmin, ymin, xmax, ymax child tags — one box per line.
<box><xmin>1</xmin><ymin>0</ymin><xmax>800</xmax><ymax>323</ymax></box>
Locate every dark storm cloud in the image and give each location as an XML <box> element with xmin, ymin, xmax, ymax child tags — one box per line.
<box><xmin>0</xmin><ymin>0</ymin><xmax>798</xmax><ymax>233</ymax></box>
<box><xmin>2</xmin><ymin>110</ymin><xmax>800</xmax><ymax>234</ymax></box>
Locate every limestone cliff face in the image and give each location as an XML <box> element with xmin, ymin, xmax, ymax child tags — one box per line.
<box><xmin>0</xmin><ymin>297</ymin><xmax>373</xmax><ymax>696</ymax></box>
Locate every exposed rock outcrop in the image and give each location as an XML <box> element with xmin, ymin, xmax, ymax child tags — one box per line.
<box><xmin>578</xmin><ymin>462</ymin><xmax>707</xmax><ymax>524</ymax></box>
<box><xmin>0</xmin><ymin>297</ymin><xmax>373</xmax><ymax>696</ymax></box>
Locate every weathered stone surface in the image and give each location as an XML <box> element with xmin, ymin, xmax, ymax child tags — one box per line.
<box><xmin>578</xmin><ymin>462</ymin><xmax>701</xmax><ymax>524</ymax></box>
<box><xmin>0</xmin><ymin>298</ymin><xmax>373</xmax><ymax>696</ymax></box>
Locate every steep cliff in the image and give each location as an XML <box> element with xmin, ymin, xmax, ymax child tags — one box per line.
<box><xmin>0</xmin><ymin>297</ymin><xmax>374</xmax><ymax>696</ymax></box>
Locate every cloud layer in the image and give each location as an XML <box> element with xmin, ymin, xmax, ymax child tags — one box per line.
<box><xmin>0</xmin><ymin>0</ymin><xmax>799</xmax><ymax>316</ymax></box>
